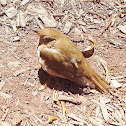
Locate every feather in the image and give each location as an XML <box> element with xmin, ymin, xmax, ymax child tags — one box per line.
<box><xmin>37</xmin><ymin>28</ymin><xmax>109</xmax><ymax>93</ymax></box>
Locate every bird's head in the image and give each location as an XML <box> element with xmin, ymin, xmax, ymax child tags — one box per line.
<box><xmin>38</xmin><ymin>28</ymin><xmax>62</xmax><ymax>46</ymax></box>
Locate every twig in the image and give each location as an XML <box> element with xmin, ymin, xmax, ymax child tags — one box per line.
<box><xmin>0</xmin><ymin>80</ymin><xmax>5</xmax><ymax>91</ymax></box>
<box><xmin>1</xmin><ymin>108</ymin><xmax>9</xmax><ymax>121</ymax></box>
<box><xmin>34</xmin><ymin>115</ymin><xmax>43</xmax><ymax>124</ymax></box>
<box><xmin>53</xmin><ymin>90</ymin><xmax>58</xmax><ymax>101</ymax></box>
<box><xmin>35</xmin><ymin>16</ymin><xmax>44</xmax><ymax>30</ymax></box>
<box><xmin>53</xmin><ymin>13</ymin><xmax>65</xmax><ymax>17</ymax></box>
<box><xmin>119</xmin><ymin>107</ymin><xmax>126</xmax><ymax>123</ymax></box>
<box><xmin>61</xmin><ymin>101</ymin><xmax>67</xmax><ymax>123</ymax></box>
<box><xmin>88</xmin><ymin>11</ymin><xmax>106</xmax><ymax>20</ymax></box>
<box><xmin>58</xmin><ymin>96</ymin><xmax>81</xmax><ymax>105</ymax></box>
<box><xmin>88</xmin><ymin>105</ymin><xmax>97</xmax><ymax>124</ymax></box>
<box><xmin>68</xmin><ymin>113</ymin><xmax>88</xmax><ymax>125</ymax></box>
<box><xmin>116</xmin><ymin>4</ymin><xmax>126</xmax><ymax>8</ymax></box>
<box><xmin>100</xmin><ymin>96</ymin><xmax>110</xmax><ymax>122</ymax></box>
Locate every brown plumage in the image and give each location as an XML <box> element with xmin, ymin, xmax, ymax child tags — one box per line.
<box><xmin>37</xmin><ymin>28</ymin><xmax>109</xmax><ymax>93</ymax></box>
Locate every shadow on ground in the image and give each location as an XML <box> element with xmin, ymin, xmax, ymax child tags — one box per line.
<box><xmin>38</xmin><ymin>68</ymin><xmax>91</xmax><ymax>95</ymax></box>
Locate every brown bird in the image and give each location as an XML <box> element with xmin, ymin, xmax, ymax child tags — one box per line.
<box><xmin>37</xmin><ymin>28</ymin><xmax>109</xmax><ymax>93</ymax></box>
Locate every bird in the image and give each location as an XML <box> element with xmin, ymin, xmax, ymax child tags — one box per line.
<box><xmin>37</xmin><ymin>28</ymin><xmax>109</xmax><ymax>93</ymax></box>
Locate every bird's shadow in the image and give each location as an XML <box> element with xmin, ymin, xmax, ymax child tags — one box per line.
<box><xmin>38</xmin><ymin>68</ymin><xmax>90</xmax><ymax>95</ymax></box>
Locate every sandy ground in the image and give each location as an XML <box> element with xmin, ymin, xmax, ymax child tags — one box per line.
<box><xmin>0</xmin><ymin>0</ymin><xmax>126</xmax><ymax>125</ymax></box>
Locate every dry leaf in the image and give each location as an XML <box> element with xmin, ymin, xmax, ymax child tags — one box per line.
<box><xmin>95</xmin><ymin>55</ymin><xmax>107</xmax><ymax>66</ymax></box>
<box><xmin>95</xmin><ymin>106</ymin><xmax>100</xmax><ymax>117</ymax></box>
<box><xmin>14</xmin><ymin>69</ymin><xmax>26</xmax><ymax>76</ymax></box>
<box><xmin>110</xmin><ymin>14</ymin><xmax>115</xmax><ymax>27</ymax></box>
<box><xmin>100</xmin><ymin>96</ymin><xmax>110</xmax><ymax>122</ymax></box>
<box><xmin>11</xmin><ymin>21</ymin><xmax>17</xmax><ymax>33</ymax></box>
<box><xmin>35</xmin><ymin>16</ymin><xmax>44</xmax><ymax>30</ymax></box>
<box><xmin>58</xmin><ymin>95</ymin><xmax>81</xmax><ymax>104</ymax></box>
<box><xmin>34</xmin><ymin>115</ymin><xmax>43</xmax><ymax>124</ymax></box>
<box><xmin>63</xmin><ymin>21</ymin><xmax>72</xmax><ymax>34</ymax></box>
<box><xmin>38</xmin><ymin>83</ymin><xmax>47</xmax><ymax>91</ymax></box>
<box><xmin>17</xmin><ymin>11</ymin><xmax>26</xmax><ymax>27</ymax></box>
<box><xmin>110</xmin><ymin>80</ymin><xmax>122</xmax><ymax>88</ymax></box>
<box><xmin>112</xmin><ymin>111</ymin><xmax>125</xmax><ymax>124</ymax></box>
<box><xmin>12</xmin><ymin>36</ymin><xmax>20</xmax><ymax>42</ymax></box>
<box><xmin>0</xmin><ymin>80</ymin><xmax>5</xmax><ymax>90</ymax></box>
<box><xmin>0</xmin><ymin>0</ymin><xmax>7</xmax><ymax>6</ymax></box>
<box><xmin>111</xmin><ymin>76</ymin><xmax>124</xmax><ymax>80</ymax></box>
<box><xmin>106</xmin><ymin>104</ymin><xmax>115</xmax><ymax>112</ymax></box>
<box><xmin>119</xmin><ymin>107</ymin><xmax>126</xmax><ymax>122</ymax></box>
<box><xmin>116</xmin><ymin>110</ymin><xmax>123</xmax><ymax>119</ymax></box>
<box><xmin>111</xmin><ymin>122</ymin><xmax>126</xmax><ymax>126</ymax></box>
<box><xmin>105</xmin><ymin>14</ymin><xmax>115</xmax><ymax>31</ymax></box>
<box><xmin>8</xmin><ymin>61</ymin><xmax>21</xmax><ymax>67</ymax></box>
<box><xmin>0</xmin><ymin>91</ymin><xmax>12</xmax><ymax>99</ymax></box>
<box><xmin>69</xmin><ymin>28</ymin><xmax>83</xmax><ymax>41</ymax></box>
<box><xmin>117</xmin><ymin>25</ymin><xmax>126</xmax><ymax>34</ymax></box>
<box><xmin>82</xmin><ymin>39</ymin><xmax>95</xmax><ymax>58</ymax></box>
<box><xmin>27</xmin><ymin>5</ymin><xmax>57</xmax><ymax>27</ymax></box>
<box><xmin>1</xmin><ymin>108</ymin><xmax>9</xmax><ymax>121</ymax></box>
<box><xmin>47</xmin><ymin>116</ymin><xmax>57</xmax><ymax>124</ymax></box>
<box><xmin>88</xmin><ymin>105</ymin><xmax>97</xmax><ymax>124</ymax></box>
<box><xmin>68</xmin><ymin>113</ymin><xmax>84</xmax><ymax>122</ymax></box>
<box><xmin>27</xmin><ymin>82</ymin><xmax>34</xmax><ymax>87</ymax></box>
<box><xmin>90</xmin><ymin>117</ymin><xmax>103</xmax><ymax>125</ymax></box>
<box><xmin>0</xmin><ymin>105</ymin><xmax>7</xmax><ymax>112</ymax></box>
<box><xmin>0</xmin><ymin>121</ymin><xmax>12</xmax><ymax>126</ymax></box>
<box><xmin>95</xmin><ymin>55</ymin><xmax>109</xmax><ymax>82</ymax></box>
<box><xmin>121</xmin><ymin>11</ymin><xmax>126</xmax><ymax>14</ymax></box>
<box><xmin>20</xmin><ymin>0</ymin><xmax>30</xmax><ymax>5</ymax></box>
<box><xmin>61</xmin><ymin>101</ymin><xmax>67</xmax><ymax>122</ymax></box>
<box><xmin>71</xmin><ymin>120</ymin><xmax>84</xmax><ymax>126</ymax></box>
<box><xmin>5</xmin><ymin>7</ymin><xmax>17</xmax><ymax>18</ymax></box>
<box><xmin>53</xmin><ymin>90</ymin><xmax>58</xmax><ymax>101</ymax></box>
<box><xmin>88</xmin><ymin>11</ymin><xmax>106</xmax><ymax>19</ymax></box>
<box><xmin>38</xmin><ymin>5</ymin><xmax>57</xmax><ymax>27</ymax></box>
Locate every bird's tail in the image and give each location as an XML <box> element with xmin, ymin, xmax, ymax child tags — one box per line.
<box><xmin>89</xmin><ymin>72</ymin><xmax>109</xmax><ymax>93</ymax></box>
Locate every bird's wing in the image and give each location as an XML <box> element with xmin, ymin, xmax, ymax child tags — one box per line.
<box><xmin>37</xmin><ymin>44</ymin><xmax>83</xmax><ymax>80</ymax></box>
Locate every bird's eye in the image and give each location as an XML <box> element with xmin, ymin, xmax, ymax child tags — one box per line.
<box><xmin>45</xmin><ymin>38</ymin><xmax>54</xmax><ymax>42</ymax></box>
<box><xmin>43</xmin><ymin>36</ymin><xmax>55</xmax><ymax>43</ymax></box>
<box><xmin>39</xmin><ymin>36</ymin><xmax>55</xmax><ymax>46</ymax></box>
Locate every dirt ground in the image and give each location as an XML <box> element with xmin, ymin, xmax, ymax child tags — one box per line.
<box><xmin>0</xmin><ymin>0</ymin><xmax>126</xmax><ymax>126</ymax></box>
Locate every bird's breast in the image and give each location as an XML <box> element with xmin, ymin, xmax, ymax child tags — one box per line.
<box><xmin>37</xmin><ymin>45</ymin><xmax>65</xmax><ymax>78</ymax></box>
